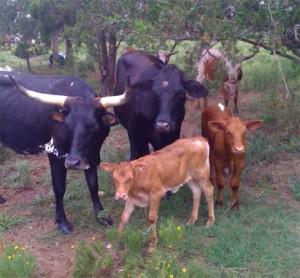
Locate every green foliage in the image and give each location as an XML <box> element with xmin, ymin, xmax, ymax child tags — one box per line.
<box><xmin>4</xmin><ymin>160</ymin><xmax>31</xmax><ymax>189</ymax></box>
<box><xmin>291</xmin><ymin>178</ymin><xmax>300</xmax><ymax>201</ymax></box>
<box><xmin>105</xmin><ymin>228</ymin><xmax>120</xmax><ymax>248</ymax></box>
<box><xmin>73</xmin><ymin>241</ymin><xmax>96</xmax><ymax>278</ymax></box>
<box><xmin>14</xmin><ymin>42</ymin><xmax>29</xmax><ymax>59</ymax></box>
<box><xmin>123</xmin><ymin>227</ymin><xmax>147</xmax><ymax>253</ymax></box>
<box><xmin>159</xmin><ymin>219</ymin><xmax>185</xmax><ymax>248</ymax></box>
<box><xmin>73</xmin><ymin>240</ymin><xmax>113</xmax><ymax>278</ymax></box>
<box><xmin>0</xmin><ymin>214</ymin><xmax>23</xmax><ymax>234</ymax></box>
<box><xmin>0</xmin><ymin>146</ymin><xmax>13</xmax><ymax>163</ymax></box>
<box><xmin>0</xmin><ymin>244</ymin><xmax>36</xmax><ymax>278</ymax></box>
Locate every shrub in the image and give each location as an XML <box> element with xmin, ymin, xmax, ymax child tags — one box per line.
<box><xmin>0</xmin><ymin>244</ymin><xmax>36</xmax><ymax>278</ymax></box>
<box><xmin>159</xmin><ymin>219</ymin><xmax>185</xmax><ymax>248</ymax></box>
<box><xmin>4</xmin><ymin>160</ymin><xmax>31</xmax><ymax>189</ymax></box>
<box><xmin>123</xmin><ymin>227</ymin><xmax>147</xmax><ymax>253</ymax></box>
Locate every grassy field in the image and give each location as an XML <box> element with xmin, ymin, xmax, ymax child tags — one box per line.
<box><xmin>0</xmin><ymin>47</ymin><xmax>300</xmax><ymax>277</ymax></box>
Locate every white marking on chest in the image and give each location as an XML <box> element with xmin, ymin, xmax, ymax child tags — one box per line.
<box><xmin>129</xmin><ymin>193</ymin><xmax>149</xmax><ymax>208</ymax></box>
<box><xmin>70</xmin><ymin>82</ymin><xmax>74</xmax><ymax>86</ymax></box>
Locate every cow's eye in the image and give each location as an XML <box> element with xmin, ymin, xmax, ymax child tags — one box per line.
<box><xmin>87</xmin><ymin>124</ymin><xmax>98</xmax><ymax>132</ymax></box>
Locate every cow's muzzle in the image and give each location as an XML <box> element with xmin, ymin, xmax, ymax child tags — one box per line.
<box><xmin>155</xmin><ymin>121</ymin><xmax>173</xmax><ymax>133</ymax></box>
<box><xmin>231</xmin><ymin>146</ymin><xmax>245</xmax><ymax>154</ymax></box>
<box><xmin>65</xmin><ymin>156</ymin><xmax>90</xmax><ymax>170</ymax></box>
<box><xmin>115</xmin><ymin>192</ymin><xmax>128</xmax><ymax>201</ymax></box>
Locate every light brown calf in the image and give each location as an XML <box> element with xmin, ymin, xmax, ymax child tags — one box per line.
<box><xmin>100</xmin><ymin>137</ymin><xmax>215</xmax><ymax>251</ymax></box>
<box><xmin>201</xmin><ymin>104</ymin><xmax>262</xmax><ymax>208</ymax></box>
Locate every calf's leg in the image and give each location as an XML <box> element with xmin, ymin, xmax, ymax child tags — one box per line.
<box><xmin>230</xmin><ymin>159</ymin><xmax>244</xmax><ymax>209</ymax></box>
<box><xmin>148</xmin><ymin>194</ymin><xmax>162</xmax><ymax>252</ymax></box>
<box><xmin>187</xmin><ymin>181</ymin><xmax>202</xmax><ymax>225</ymax></box>
<box><xmin>214</xmin><ymin>159</ymin><xmax>225</xmax><ymax>207</ymax></box>
<box><xmin>48</xmin><ymin>154</ymin><xmax>73</xmax><ymax>234</ymax></box>
<box><xmin>233</xmin><ymin>88</ymin><xmax>239</xmax><ymax>114</ymax></box>
<box><xmin>118</xmin><ymin>200</ymin><xmax>135</xmax><ymax>233</ymax></box>
<box><xmin>201</xmin><ymin>179</ymin><xmax>215</xmax><ymax>227</ymax></box>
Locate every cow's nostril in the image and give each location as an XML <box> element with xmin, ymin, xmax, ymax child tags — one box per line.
<box><xmin>65</xmin><ymin>158</ymin><xmax>80</xmax><ymax>169</ymax></box>
<box><xmin>155</xmin><ymin>121</ymin><xmax>171</xmax><ymax>132</ymax></box>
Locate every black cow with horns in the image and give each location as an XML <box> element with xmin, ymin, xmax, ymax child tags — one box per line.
<box><xmin>114</xmin><ymin>49</ymin><xmax>209</xmax><ymax>159</ymax></box>
<box><xmin>0</xmin><ymin>71</ymin><xmax>130</xmax><ymax>234</ymax></box>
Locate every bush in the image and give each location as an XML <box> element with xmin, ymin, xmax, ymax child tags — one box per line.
<box><xmin>0</xmin><ymin>244</ymin><xmax>36</xmax><ymax>278</ymax></box>
<box><xmin>4</xmin><ymin>160</ymin><xmax>31</xmax><ymax>189</ymax></box>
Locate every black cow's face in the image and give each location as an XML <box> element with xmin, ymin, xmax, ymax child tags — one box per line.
<box><xmin>151</xmin><ymin>65</ymin><xmax>208</xmax><ymax>133</ymax></box>
<box><xmin>51</xmin><ymin>98</ymin><xmax>117</xmax><ymax>170</ymax></box>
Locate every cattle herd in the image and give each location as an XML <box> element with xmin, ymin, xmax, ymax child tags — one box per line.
<box><xmin>0</xmin><ymin>47</ymin><xmax>262</xmax><ymax>251</ymax></box>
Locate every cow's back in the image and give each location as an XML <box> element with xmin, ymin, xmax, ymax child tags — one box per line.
<box><xmin>132</xmin><ymin>137</ymin><xmax>209</xmax><ymax>188</ymax></box>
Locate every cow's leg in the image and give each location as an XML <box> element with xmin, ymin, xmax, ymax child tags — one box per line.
<box><xmin>118</xmin><ymin>200</ymin><xmax>135</xmax><ymax>233</ymax></box>
<box><xmin>48</xmin><ymin>154</ymin><xmax>73</xmax><ymax>234</ymax></box>
<box><xmin>214</xmin><ymin>160</ymin><xmax>225</xmax><ymax>207</ymax></box>
<box><xmin>230</xmin><ymin>159</ymin><xmax>244</xmax><ymax>209</ymax></box>
<box><xmin>234</xmin><ymin>88</ymin><xmax>239</xmax><ymax>114</ymax></box>
<box><xmin>128</xmin><ymin>132</ymin><xmax>149</xmax><ymax>160</ymax></box>
<box><xmin>201</xmin><ymin>179</ymin><xmax>215</xmax><ymax>227</ymax></box>
<box><xmin>187</xmin><ymin>181</ymin><xmax>202</xmax><ymax>225</ymax></box>
<box><xmin>84</xmin><ymin>166</ymin><xmax>113</xmax><ymax>226</ymax></box>
<box><xmin>223</xmin><ymin>86</ymin><xmax>229</xmax><ymax>108</ymax></box>
<box><xmin>148</xmin><ymin>193</ymin><xmax>163</xmax><ymax>252</ymax></box>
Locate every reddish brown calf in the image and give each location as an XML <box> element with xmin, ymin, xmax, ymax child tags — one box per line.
<box><xmin>100</xmin><ymin>137</ymin><xmax>215</xmax><ymax>252</ymax></box>
<box><xmin>201</xmin><ymin>104</ymin><xmax>262</xmax><ymax>208</ymax></box>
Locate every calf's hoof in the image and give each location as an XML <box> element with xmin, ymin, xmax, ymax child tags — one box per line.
<box><xmin>205</xmin><ymin>218</ymin><xmax>215</xmax><ymax>228</ymax></box>
<box><xmin>57</xmin><ymin>220</ymin><xmax>74</xmax><ymax>234</ymax></box>
<box><xmin>187</xmin><ymin>217</ymin><xmax>197</xmax><ymax>225</ymax></box>
<box><xmin>230</xmin><ymin>201</ymin><xmax>239</xmax><ymax>210</ymax></box>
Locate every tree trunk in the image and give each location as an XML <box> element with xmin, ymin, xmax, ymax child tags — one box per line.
<box><xmin>98</xmin><ymin>30</ymin><xmax>109</xmax><ymax>96</ymax></box>
<box><xmin>51</xmin><ymin>31</ymin><xmax>60</xmax><ymax>63</ymax></box>
<box><xmin>65</xmin><ymin>37</ymin><xmax>74</xmax><ymax>66</ymax></box>
<box><xmin>98</xmin><ymin>30</ymin><xmax>117</xmax><ymax>96</ymax></box>
<box><xmin>108</xmin><ymin>32</ymin><xmax>117</xmax><ymax>94</ymax></box>
<box><xmin>26</xmin><ymin>51</ymin><xmax>32</xmax><ymax>72</ymax></box>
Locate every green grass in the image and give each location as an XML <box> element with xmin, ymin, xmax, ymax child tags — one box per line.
<box><xmin>4</xmin><ymin>160</ymin><xmax>32</xmax><ymax>189</ymax></box>
<box><xmin>0</xmin><ymin>244</ymin><xmax>36</xmax><ymax>278</ymax></box>
<box><xmin>0</xmin><ymin>214</ymin><xmax>23</xmax><ymax>234</ymax></box>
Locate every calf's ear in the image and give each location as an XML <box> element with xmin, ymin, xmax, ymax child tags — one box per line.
<box><xmin>245</xmin><ymin>120</ymin><xmax>263</xmax><ymax>131</ymax></box>
<box><xmin>100</xmin><ymin>162</ymin><xmax>116</xmax><ymax>172</ymax></box>
<box><xmin>183</xmin><ymin>80</ymin><xmax>209</xmax><ymax>99</ymax></box>
<box><xmin>208</xmin><ymin>120</ymin><xmax>226</xmax><ymax>132</ymax></box>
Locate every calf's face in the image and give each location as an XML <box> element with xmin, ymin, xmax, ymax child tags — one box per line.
<box><xmin>208</xmin><ymin>118</ymin><xmax>262</xmax><ymax>153</ymax></box>
<box><xmin>100</xmin><ymin>162</ymin><xmax>136</xmax><ymax>200</ymax></box>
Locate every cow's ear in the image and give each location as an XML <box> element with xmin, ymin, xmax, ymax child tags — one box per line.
<box><xmin>50</xmin><ymin>111</ymin><xmax>66</xmax><ymax>123</ymax></box>
<box><xmin>245</xmin><ymin>120</ymin><xmax>263</xmax><ymax>131</ymax></box>
<box><xmin>208</xmin><ymin>120</ymin><xmax>227</xmax><ymax>132</ymax></box>
<box><xmin>100</xmin><ymin>162</ymin><xmax>116</xmax><ymax>172</ymax></box>
<box><xmin>101</xmin><ymin>112</ymin><xmax>119</xmax><ymax>127</ymax></box>
<box><xmin>183</xmin><ymin>80</ymin><xmax>209</xmax><ymax>99</ymax></box>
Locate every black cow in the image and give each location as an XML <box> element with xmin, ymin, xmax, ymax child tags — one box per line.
<box><xmin>114</xmin><ymin>51</ymin><xmax>209</xmax><ymax>159</ymax></box>
<box><xmin>0</xmin><ymin>71</ymin><xmax>130</xmax><ymax>234</ymax></box>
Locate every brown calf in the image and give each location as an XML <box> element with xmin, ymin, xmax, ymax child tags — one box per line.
<box><xmin>201</xmin><ymin>104</ymin><xmax>262</xmax><ymax>208</ymax></box>
<box><xmin>100</xmin><ymin>137</ymin><xmax>215</xmax><ymax>251</ymax></box>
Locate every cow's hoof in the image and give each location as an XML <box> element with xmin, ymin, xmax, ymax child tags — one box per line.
<box><xmin>0</xmin><ymin>195</ymin><xmax>6</xmax><ymax>204</ymax></box>
<box><xmin>96</xmin><ymin>211</ymin><xmax>113</xmax><ymax>226</ymax></box>
<box><xmin>58</xmin><ymin>221</ymin><xmax>74</xmax><ymax>234</ymax></box>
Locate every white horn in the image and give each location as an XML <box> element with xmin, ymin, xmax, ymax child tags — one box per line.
<box><xmin>97</xmin><ymin>89</ymin><xmax>129</xmax><ymax>109</ymax></box>
<box><xmin>9</xmin><ymin>76</ymin><xmax>70</xmax><ymax>107</ymax></box>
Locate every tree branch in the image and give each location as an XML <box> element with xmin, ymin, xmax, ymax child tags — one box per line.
<box><xmin>237</xmin><ymin>37</ymin><xmax>300</xmax><ymax>65</ymax></box>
